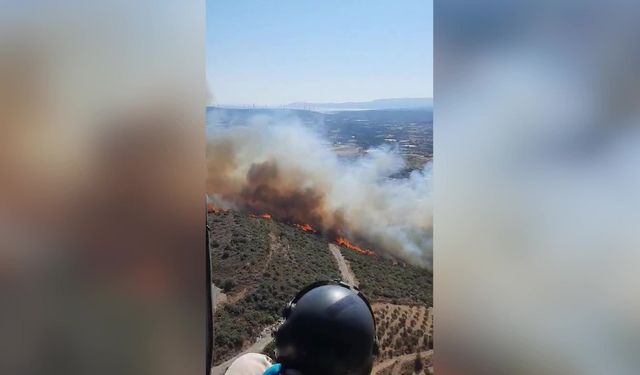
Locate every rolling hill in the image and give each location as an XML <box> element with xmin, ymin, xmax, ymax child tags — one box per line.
<box><xmin>208</xmin><ymin>210</ymin><xmax>433</xmax><ymax>373</ymax></box>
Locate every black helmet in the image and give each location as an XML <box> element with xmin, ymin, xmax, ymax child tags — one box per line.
<box><xmin>274</xmin><ymin>280</ymin><xmax>379</xmax><ymax>375</ymax></box>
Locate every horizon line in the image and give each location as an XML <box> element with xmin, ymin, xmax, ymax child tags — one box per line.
<box><xmin>208</xmin><ymin>97</ymin><xmax>433</xmax><ymax>108</ymax></box>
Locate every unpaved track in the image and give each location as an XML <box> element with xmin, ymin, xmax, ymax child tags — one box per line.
<box><xmin>212</xmin><ymin>284</ymin><xmax>227</xmax><ymax>311</ymax></box>
<box><xmin>212</xmin><ymin>232</ymin><xmax>284</xmax><ymax>375</ymax></box>
<box><xmin>329</xmin><ymin>244</ymin><xmax>358</xmax><ymax>286</ymax></box>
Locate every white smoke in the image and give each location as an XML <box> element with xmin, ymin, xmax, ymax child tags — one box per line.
<box><xmin>206</xmin><ymin>119</ymin><xmax>432</xmax><ymax>267</ymax></box>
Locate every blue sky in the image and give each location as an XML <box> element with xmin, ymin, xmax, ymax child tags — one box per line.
<box><xmin>206</xmin><ymin>0</ymin><xmax>432</xmax><ymax>106</ymax></box>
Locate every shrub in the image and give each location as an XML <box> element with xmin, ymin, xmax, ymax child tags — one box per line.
<box><xmin>221</xmin><ymin>279</ymin><xmax>235</xmax><ymax>292</ymax></box>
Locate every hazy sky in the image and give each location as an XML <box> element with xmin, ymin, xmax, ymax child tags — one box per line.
<box><xmin>206</xmin><ymin>0</ymin><xmax>432</xmax><ymax>106</ymax></box>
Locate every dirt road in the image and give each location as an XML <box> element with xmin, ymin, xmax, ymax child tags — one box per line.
<box><xmin>212</xmin><ymin>283</ymin><xmax>227</xmax><ymax>311</ymax></box>
<box><xmin>211</xmin><ymin>232</ymin><xmax>287</xmax><ymax>374</ymax></box>
<box><xmin>328</xmin><ymin>243</ymin><xmax>359</xmax><ymax>286</ymax></box>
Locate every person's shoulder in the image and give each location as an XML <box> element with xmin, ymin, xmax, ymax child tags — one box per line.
<box><xmin>262</xmin><ymin>363</ymin><xmax>281</xmax><ymax>375</ymax></box>
<box><xmin>224</xmin><ymin>353</ymin><xmax>273</xmax><ymax>375</ymax></box>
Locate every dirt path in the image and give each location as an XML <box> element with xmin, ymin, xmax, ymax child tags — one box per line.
<box><xmin>211</xmin><ymin>323</ymin><xmax>278</xmax><ymax>375</ymax></box>
<box><xmin>265</xmin><ymin>232</ymin><xmax>290</xmax><ymax>271</ymax></box>
<box><xmin>212</xmin><ymin>283</ymin><xmax>228</xmax><ymax>311</ymax></box>
<box><xmin>371</xmin><ymin>350</ymin><xmax>433</xmax><ymax>375</ymax></box>
<box><xmin>220</xmin><ymin>231</ymin><xmax>281</xmax><ymax>310</ymax></box>
<box><xmin>328</xmin><ymin>244</ymin><xmax>359</xmax><ymax>286</ymax></box>
<box><xmin>212</xmin><ymin>232</ymin><xmax>286</xmax><ymax>375</ymax></box>
<box><xmin>263</xmin><ymin>233</ymin><xmax>277</xmax><ymax>272</ymax></box>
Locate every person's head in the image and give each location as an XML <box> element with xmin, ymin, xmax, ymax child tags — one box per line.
<box><xmin>274</xmin><ymin>281</ymin><xmax>378</xmax><ymax>375</ymax></box>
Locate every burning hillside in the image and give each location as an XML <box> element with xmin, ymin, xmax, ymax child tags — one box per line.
<box><xmin>245</xmin><ymin>208</ymin><xmax>374</xmax><ymax>256</ymax></box>
<box><xmin>336</xmin><ymin>236</ymin><xmax>376</xmax><ymax>257</ymax></box>
<box><xmin>294</xmin><ymin>223</ymin><xmax>315</xmax><ymax>233</ymax></box>
<box><xmin>291</xmin><ymin>222</ymin><xmax>374</xmax><ymax>256</ymax></box>
<box><xmin>206</xmin><ymin>121</ymin><xmax>432</xmax><ymax>267</ymax></box>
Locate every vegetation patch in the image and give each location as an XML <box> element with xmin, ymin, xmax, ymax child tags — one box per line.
<box><xmin>209</xmin><ymin>211</ymin><xmax>340</xmax><ymax>364</ymax></box>
<box><xmin>340</xmin><ymin>248</ymin><xmax>432</xmax><ymax>306</ymax></box>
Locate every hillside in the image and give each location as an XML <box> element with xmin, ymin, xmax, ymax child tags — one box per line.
<box><xmin>341</xmin><ymin>249</ymin><xmax>433</xmax><ymax>373</ymax></box>
<box><xmin>208</xmin><ymin>210</ymin><xmax>433</xmax><ymax>370</ymax></box>
<box><xmin>208</xmin><ymin>210</ymin><xmax>339</xmax><ymax>364</ymax></box>
<box><xmin>341</xmin><ymin>249</ymin><xmax>432</xmax><ymax>306</ymax></box>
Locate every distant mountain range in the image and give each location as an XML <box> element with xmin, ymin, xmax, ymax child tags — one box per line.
<box><xmin>285</xmin><ymin>98</ymin><xmax>432</xmax><ymax>111</ymax></box>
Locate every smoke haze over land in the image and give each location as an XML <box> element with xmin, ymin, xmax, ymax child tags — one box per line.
<box><xmin>206</xmin><ymin>119</ymin><xmax>432</xmax><ymax>267</ymax></box>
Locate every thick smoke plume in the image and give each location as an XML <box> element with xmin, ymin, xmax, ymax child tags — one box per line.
<box><xmin>207</xmin><ymin>120</ymin><xmax>432</xmax><ymax>267</ymax></box>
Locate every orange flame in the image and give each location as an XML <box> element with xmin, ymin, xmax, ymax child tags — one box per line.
<box><xmin>294</xmin><ymin>223</ymin><xmax>315</xmax><ymax>233</ymax></box>
<box><xmin>249</xmin><ymin>213</ymin><xmax>272</xmax><ymax>220</ymax></box>
<box><xmin>207</xmin><ymin>204</ymin><xmax>227</xmax><ymax>213</ymax></box>
<box><xmin>336</xmin><ymin>236</ymin><xmax>376</xmax><ymax>256</ymax></box>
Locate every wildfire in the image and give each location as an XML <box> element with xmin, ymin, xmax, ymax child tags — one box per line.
<box><xmin>336</xmin><ymin>236</ymin><xmax>376</xmax><ymax>256</ymax></box>
<box><xmin>242</xmin><ymin>211</ymin><xmax>374</xmax><ymax>257</ymax></box>
<box><xmin>294</xmin><ymin>223</ymin><xmax>315</xmax><ymax>233</ymax></box>
<box><xmin>249</xmin><ymin>212</ymin><xmax>272</xmax><ymax>220</ymax></box>
<box><xmin>207</xmin><ymin>204</ymin><xmax>227</xmax><ymax>213</ymax></box>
